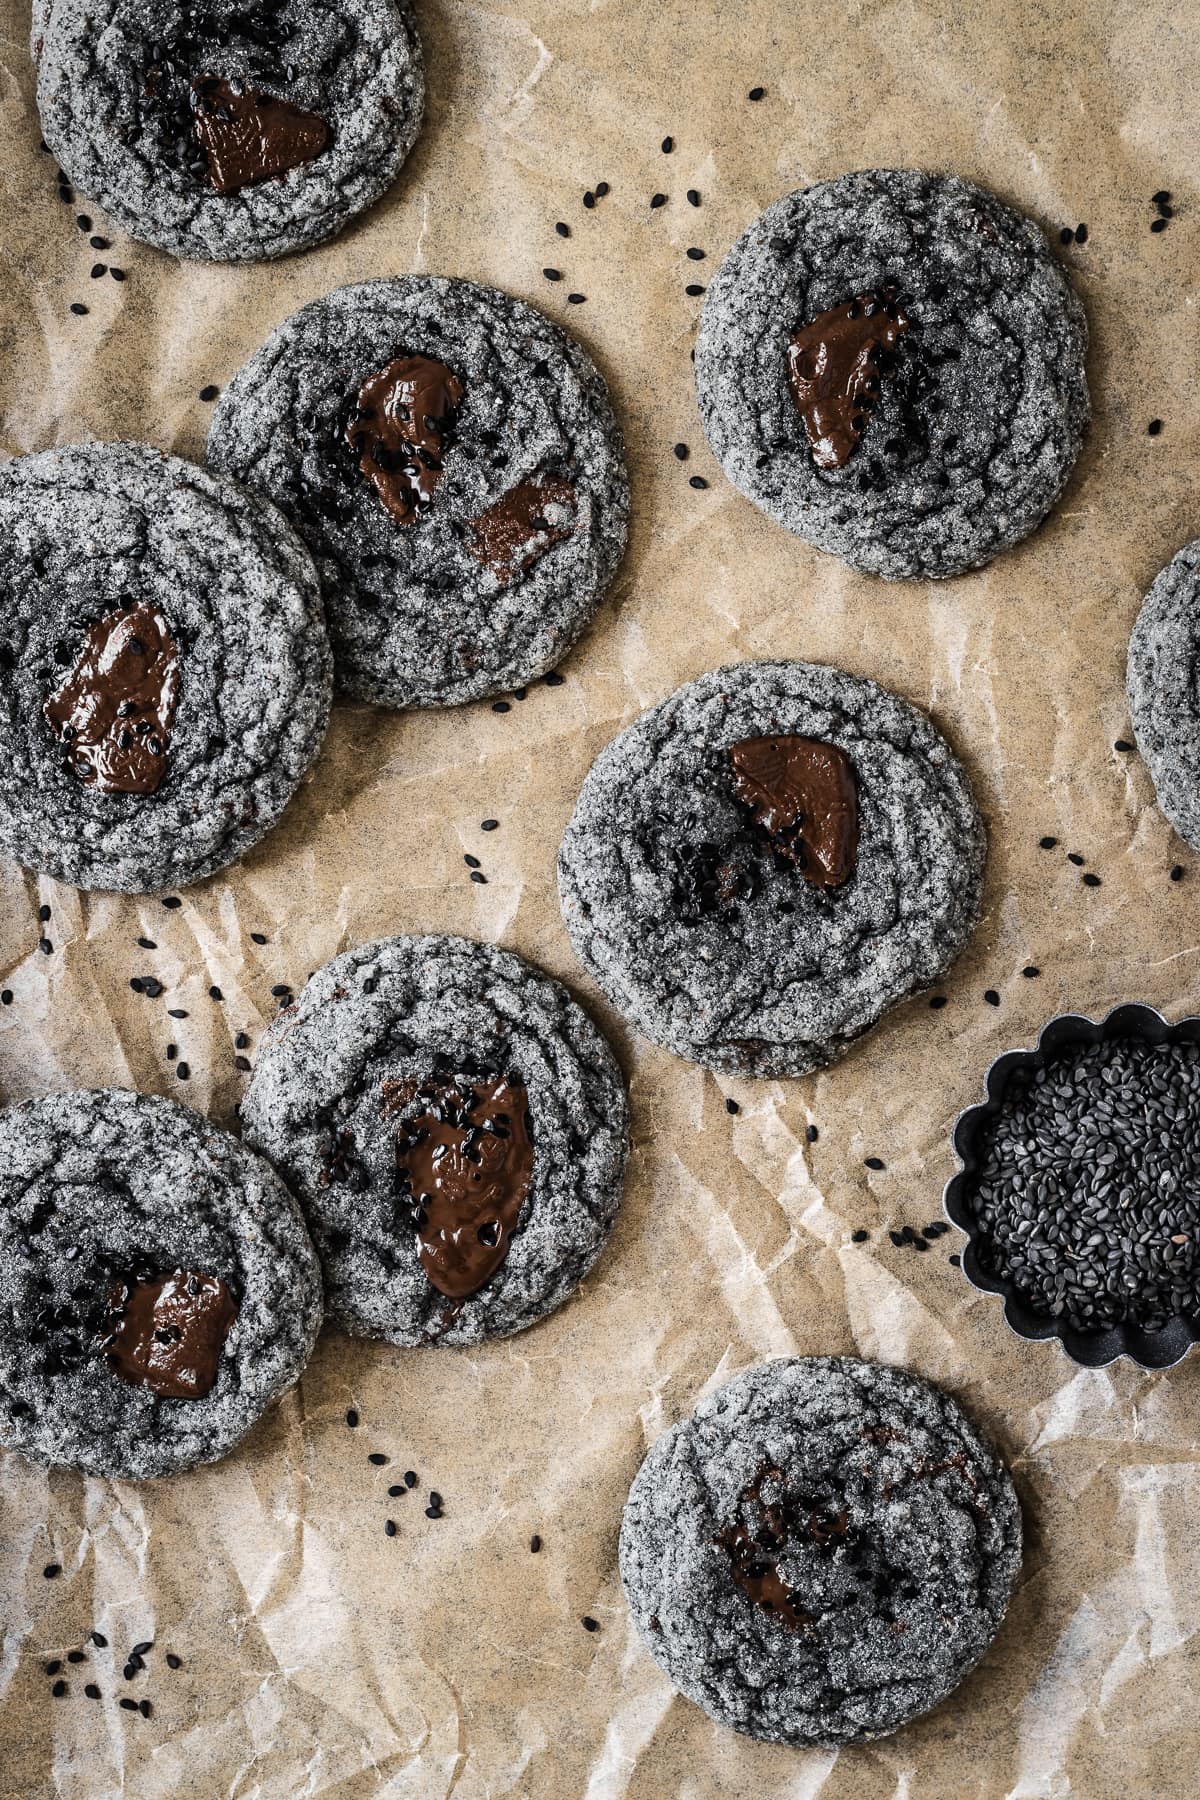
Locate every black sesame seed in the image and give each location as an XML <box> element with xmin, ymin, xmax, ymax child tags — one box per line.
<box><xmin>388</xmin><ymin>1483</ymin><xmax>403</xmax><ymax>1496</ymax></box>
<box><xmin>470</xmin><ymin>871</ymin><xmax>488</xmax><ymax>885</ymax></box>
<box><xmin>542</xmin><ymin>267</ymin><xmax>562</xmax><ymax>281</ymax></box>
<box><xmin>1171</xmin><ymin>865</ymin><xmax>1185</xmax><ymax>882</ymax></box>
<box><xmin>1082</xmin><ymin>872</ymin><xmax>1102</xmax><ymax>887</ymax></box>
<box><xmin>1153</xmin><ymin>189</ymin><xmax>1171</xmax><ymax>203</ymax></box>
<box><xmin>464</xmin><ymin>854</ymin><xmax>481</xmax><ymax>869</ymax></box>
<box><xmin>110</xmin><ymin>268</ymin><xmax>126</xmax><ymax>281</ymax></box>
<box><xmin>595</xmin><ymin>181</ymin><xmax>610</xmax><ymax>197</ymax></box>
<box><xmin>929</xmin><ymin>995</ymin><xmax>948</xmax><ymax>1010</ymax></box>
<box><xmin>270</xmin><ymin>983</ymin><xmax>290</xmax><ymax>997</ymax></box>
<box><xmin>949</xmin><ymin>1252</ymin><xmax>961</xmax><ymax>1267</ymax></box>
<box><xmin>686</xmin><ymin>246</ymin><xmax>705</xmax><ymax>261</ymax></box>
<box><xmin>661</xmin><ymin>136</ymin><xmax>673</xmax><ymax>153</ymax></box>
<box><xmin>1067</xmin><ymin>852</ymin><xmax>1085</xmax><ymax>866</ymax></box>
<box><xmin>44</xmin><ymin>1564</ymin><xmax>61</xmax><ymax>1579</ymax></box>
<box><xmin>38</xmin><ymin>903</ymin><xmax>51</xmax><ymax>922</ymax></box>
<box><xmin>851</xmin><ymin>1229</ymin><xmax>869</xmax><ymax>1243</ymax></box>
<box><xmin>70</xmin><ymin>302</ymin><xmax>88</xmax><ymax>316</ymax></box>
<box><xmin>162</xmin><ymin>896</ymin><xmax>182</xmax><ymax>909</ymax></box>
<box><xmin>1059</xmin><ymin>226</ymin><xmax>1074</xmax><ymax>244</ymax></box>
<box><xmin>120</xmin><ymin>1697</ymin><xmax>138</xmax><ymax>1711</ymax></box>
<box><xmin>725</xmin><ymin>1097</ymin><xmax>739</xmax><ymax>1115</ymax></box>
<box><xmin>199</xmin><ymin>384</ymin><xmax>219</xmax><ymax>402</ymax></box>
<box><xmin>864</xmin><ymin>1156</ymin><xmax>885</xmax><ymax>1171</ymax></box>
<box><xmin>139</xmin><ymin>1700</ymin><xmax>152</xmax><ymax>1718</ymax></box>
<box><xmin>544</xmin><ymin>671</ymin><xmax>565</xmax><ymax>686</ymax></box>
<box><xmin>555</xmin><ymin>221</ymin><xmax>569</xmax><ymax>237</ymax></box>
<box><xmin>1114</xmin><ymin>739</ymin><xmax>1133</xmax><ymax>752</ymax></box>
<box><xmin>806</xmin><ymin>1125</ymin><xmax>818</xmax><ymax>1143</ymax></box>
<box><xmin>76</xmin><ymin>214</ymin><xmax>91</xmax><ymax>230</ymax></box>
<box><xmin>650</xmin><ymin>192</ymin><xmax>667</xmax><ymax>209</ymax></box>
<box><xmin>131</xmin><ymin>1640</ymin><xmax>152</xmax><ymax>1657</ymax></box>
<box><xmin>91</xmin><ymin>1632</ymin><xmax>107</xmax><ymax>1648</ymax></box>
<box><xmin>368</xmin><ymin>1452</ymin><xmax>388</xmax><ymax>1466</ymax></box>
<box><xmin>385</xmin><ymin>1520</ymin><xmax>398</xmax><ymax>1537</ymax></box>
<box><xmin>91</xmin><ymin>263</ymin><xmax>107</xmax><ymax>278</ymax></box>
<box><xmin>673</xmin><ymin>442</ymin><xmax>689</xmax><ymax>460</ymax></box>
<box><xmin>567</xmin><ymin>293</ymin><xmax>586</xmax><ymax>304</ymax></box>
<box><xmin>1</xmin><ymin>991</ymin><xmax>11</xmax><ymax>1005</ymax></box>
<box><xmin>85</xmin><ymin>1683</ymin><xmax>101</xmax><ymax>1699</ymax></box>
<box><xmin>888</xmin><ymin>1231</ymin><xmax>904</xmax><ymax>1248</ymax></box>
<box><xmin>346</xmin><ymin>1409</ymin><xmax>359</xmax><ymax>1427</ymax></box>
<box><xmin>492</xmin><ymin>700</ymin><xmax>511</xmax><ymax>713</ymax></box>
<box><xmin>582</xmin><ymin>190</ymin><xmax>595</xmax><ymax>208</ymax></box>
<box><xmin>176</xmin><ymin>1062</ymin><xmax>190</xmax><ymax>1080</ymax></box>
<box><xmin>1039</xmin><ymin>835</ymin><xmax>1058</xmax><ymax>849</ymax></box>
<box><xmin>39</xmin><ymin>938</ymin><xmax>52</xmax><ymax>955</ymax></box>
<box><xmin>748</xmin><ymin>85</ymin><xmax>764</xmax><ymax>99</ymax></box>
<box><xmin>250</xmin><ymin>932</ymin><xmax>267</xmax><ymax>945</ymax></box>
<box><xmin>684</xmin><ymin>283</ymin><xmax>705</xmax><ymax>296</ymax></box>
<box><xmin>1075</xmin><ymin>222</ymin><xmax>1088</xmax><ymax>243</ymax></box>
<box><xmin>52</xmin><ymin>1680</ymin><xmax>68</xmax><ymax>1698</ymax></box>
<box><xmin>166</xmin><ymin>1654</ymin><xmax>182</xmax><ymax>1670</ymax></box>
<box><xmin>424</xmin><ymin>1505</ymin><xmax>441</xmax><ymax>1519</ymax></box>
<box><xmin>1022</xmin><ymin>966</ymin><xmax>1041</xmax><ymax>979</ymax></box>
<box><xmin>167</xmin><ymin>1007</ymin><xmax>187</xmax><ymax>1018</ymax></box>
<box><xmin>1151</xmin><ymin>217</ymin><xmax>1169</xmax><ymax>232</ymax></box>
<box><xmin>687</xmin><ymin>189</ymin><xmax>700</xmax><ymax>206</ymax></box>
<box><xmin>429</xmin><ymin>1491</ymin><xmax>443</xmax><ymax>1507</ymax></box>
<box><xmin>404</xmin><ymin>1470</ymin><xmax>418</xmax><ymax>1487</ymax></box>
<box><xmin>1148</xmin><ymin>419</ymin><xmax>1163</xmax><ymax>436</ymax></box>
<box><xmin>89</xmin><ymin>235</ymin><xmax>109</xmax><ymax>249</ymax></box>
<box><xmin>582</xmin><ymin>1616</ymin><xmax>599</xmax><ymax>1632</ymax></box>
<box><xmin>67</xmin><ymin>1650</ymin><xmax>85</xmax><ymax>1664</ymax></box>
<box><xmin>688</xmin><ymin>475</ymin><xmax>708</xmax><ymax>489</ymax></box>
<box><xmin>984</xmin><ymin>990</ymin><xmax>1001</xmax><ymax>1007</ymax></box>
<box><xmin>481</xmin><ymin>818</ymin><xmax>499</xmax><ymax>831</ymax></box>
<box><xmin>136</xmin><ymin>937</ymin><xmax>156</xmax><ymax>950</ymax></box>
<box><xmin>45</xmin><ymin>1660</ymin><xmax>61</xmax><ymax>1675</ymax></box>
<box><xmin>530</xmin><ymin>1534</ymin><xmax>542</xmax><ymax>1552</ymax></box>
<box><xmin>209</xmin><ymin>984</ymin><xmax>223</xmax><ymax>1000</ymax></box>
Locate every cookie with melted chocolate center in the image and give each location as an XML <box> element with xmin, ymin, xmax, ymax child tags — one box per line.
<box><xmin>208</xmin><ymin>276</ymin><xmax>629</xmax><ymax>707</ymax></box>
<box><xmin>0</xmin><ymin>441</ymin><xmax>331</xmax><ymax>893</ymax></box>
<box><xmin>240</xmin><ymin>934</ymin><xmax>629</xmax><ymax>1347</ymax></box>
<box><xmin>619</xmin><ymin>1357</ymin><xmax>1021</xmax><ymax>1746</ymax></box>
<box><xmin>558</xmin><ymin>659</ymin><xmax>984</xmax><ymax>1077</ymax></box>
<box><xmin>0</xmin><ymin>1088</ymin><xmax>322</xmax><ymax>1478</ymax></box>
<box><xmin>34</xmin><ymin>0</ymin><xmax>423</xmax><ymax>262</ymax></box>
<box><xmin>696</xmin><ymin>169</ymin><xmax>1089</xmax><ymax>579</ymax></box>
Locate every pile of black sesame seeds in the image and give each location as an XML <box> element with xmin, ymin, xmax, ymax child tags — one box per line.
<box><xmin>967</xmin><ymin>1036</ymin><xmax>1200</xmax><ymax>1334</ymax></box>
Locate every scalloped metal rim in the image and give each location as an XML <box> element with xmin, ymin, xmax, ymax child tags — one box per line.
<box><xmin>943</xmin><ymin>1002</ymin><xmax>1200</xmax><ymax>1370</ymax></box>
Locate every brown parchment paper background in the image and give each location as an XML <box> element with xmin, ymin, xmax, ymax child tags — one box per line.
<box><xmin>4</xmin><ymin>0</ymin><xmax>1200</xmax><ymax>1793</ymax></box>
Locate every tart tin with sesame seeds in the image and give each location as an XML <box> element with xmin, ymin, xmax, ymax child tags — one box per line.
<box><xmin>944</xmin><ymin>1004</ymin><xmax>1200</xmax><ymax>1369</ymax></box>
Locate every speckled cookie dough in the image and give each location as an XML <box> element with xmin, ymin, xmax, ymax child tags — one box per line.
<box><xmin>558</xmin><ymin>659</ymin><xmax>985</xmax><ymax>1077</ymax></box>
<box><xmin>0</xmin><ymin>440</ymin><xmax>331</xmax><ymax>894</ymax></box>
<box><xmin>240</xmin><ymin>935</ymin><xmax>629</xmax><ymax>1346</ymax></box>
<box><xmin>1127</xmin><ymin>540</ymin><xmax>1200</xmax><ymax>852</ymax></box>
<box><xmin>620</xmin><ymin>1358</ymin><xmax>1021</xmax><ymax>1747</ymax></box>
<box><xmin>695</xmin><ymin>169</ymin><xmax>1089</xmax><ymax>580</ymax></box>
<box><xmin>207</xmin><ymin>276</ymin><xmax>629</xmax><ymax>707</ymax></box>
<box><xmin>35</xmin><ymin>0</ymin><xmax>423</xmax><ymax>262</ymax></box>
<box><xmin>0</xmin><ymin>1088</ymin><xmax>323</xmax><ymax>1479</ymax></box>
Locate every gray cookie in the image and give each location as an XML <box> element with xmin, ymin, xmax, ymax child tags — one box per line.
<box><xmin>1127</xmin><ymin>540</ymin><xmax>1200</xmax><ymax>851</ymax></box>
<box><xmin>0</xmin><ymin>440</ymin><xmax>331</xmax><ymax>894</ymax></box>
<box><xmin>0</xmin><ymin>1088</ymin><xmax>323</xmax><ymax>1478</ymax></box>
<box><xmin>695</xmin><ymin>169</ymin><xmax>1089</xmax><ymax>580</ymax></box>
<box><xmin>558</xmin><ymin>660</ymin><xmax>985</xmax><ymax>1077</ymax></box>
<box><xmin>35</xmin><ymin>0</ymin><xmax>423</xmax><ymax>263</ymax></box>
<box><xmin>240</xmin><ymin>934</ymin><xmax>629</xmax><ymax>1346</ymax></box>
<box><xmin>619</xmin><ymin>1358</ymin><xmax>1021</xmax><ymax>1747</ymax></box>
<box><xmin>207</xmin><ymin>276</ymin><xmax>630</xmax><ymax>707</ymax></box>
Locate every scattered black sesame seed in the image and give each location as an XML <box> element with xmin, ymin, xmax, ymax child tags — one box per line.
<box><xmin>851</xmin><ymin>1229</ymin><xmax>869</xmax><ymax>1243</ymax></box>
<box><xmin>139</xmin><ymin>1700</ymin><xmax>152</xmax><ymax>1718</ymax></box>
<box><xmin>687</xmin><ymin>189</ymin><xmax>700</xmax><ymax>206</ymax></box>
<box><xmin>806</xmin><ymin>1124</ymin><xmax>819</xmax><ymax>1143</ymax></box>
<box><xmin>167</xmin><ymin>1007</ymin><xmax>187</xmax><ymax>1018</ymax></box>
<box><xmin>120</xmin><ymin>1698</ymin><xmax>138</xmax><ymax>1712</ymax></box>
<box><xmin>686</xmin><ymin>247</ymin><xmax>705</xmax><ymax>261</ymax></box>
<box><xmin>555</xmin><ymin>221</ymin><xmax>569</xmax><ymax>238</ymax></box>
<box><xmin>661</xmin><ymin>136</ymin><xmax>673</xmax><ymax>153</ymax></box>
<box><xmin>582</xmin><ymin>190</ymin><xmax>595</xmax><ymax>209</ymax></box>
<box><xmin>388</xmin><ymin>1484</ymin><xmax>403</xmax><ymax>1497</ymax></box>
<box><xmin>39</xmin><ymin>937</ymin><xmax>53</xmax><ymax>955</ymax></box>
<box><xmin>368</xmin><ymin>1452</ymin><xmax>388</xmax><ymax>1466</ymax></box>
<box><xmin>1082</xmin><ymin>872</ymin><xmax>1102</xmax><ymax>887</ymax></box>
<box><xmin>91</xmin><ymin>263</ymin><xmax>107</xmax><ymax>278</ymax></box>
<box><xmin>89</xmin><ymin>235</ymin><xmax>109</xmax><ymax>250</ymax></box>
<box><xmin>673</xmin><ymin>442</ymin><xmax>689</xmax><ymax>460</ymax></box>
<box><xmin>199</xmin><ymin>384</ymin><xmax>219</xmax><ymax>402</ymax></box>
<box><xmin>688</xmin><ymin>475</ymin><xmax>708</xmax><ymax>489</ymax></box>
<box><xmin>929</xmin><ymin>995</ymin><xmax>948</xmax><ymax>1010</ymax></box>
<box><xmin>424</xmin><ymin>1505</ymin><xmax>441</xmax><ymax>1519</ymax></box>
<box><xmin>1153</xmin><ymin>189</ymin><xmax>1171</xmax><ymax>204</ymax></box>
<box><xmin>1171</xmin><ymin>865</ymin><xmax>1185</xmax><ymax>882</ymax></box>
<box><xmin>346</xmin><ymin>1409</ymin><xmax>359</xmax><ymax>1427</ymax></box>
<box><xmin>1059</xmin><ymin>226</ymin><xmax>1074</xmax><ymax>244</ymax></box>
<box><xmin>949</xmin><ymin>1252</ymin><xmax>961</xmax><ymax>1267</ymax></box>
<box><xmin>595</xmin><ymin>181</ymin><xmax>610</xmax><ymax>198</ymax></box>
<box><xmin>1</xmin><ymin>990</ymin><xmax>12</xmax><ymax>1005</ymax></box>
<box><xmin>250</xmin><ymin>931</ymin><xmax>267</xmax><ymax>945</ymax></box>
<box><xmin>404</xmin><ymin>1471</ymin><xmax>418</xmax><ymax>1487</ymax></box>
<box><xmin>166</xmin><ymin>1654</ymin><xmax>182</xmax><ymax>1670</ymax></box>
<box><xmin>725</xmin><ymin>1097</ymin><xmax>739</xmax><ymax>1115</ymax></box>
<box><xmin>1148</xmin><ymin>419</ymin><xmax>1163</xmax><ymax>436</ymax></box>
<box><xmin>984</xmin><ymin>990</ymin><xmax>1001</xmax><ymax>1007</ymax></box>
<box><xmin>542</xmin><ymin>267</ymin><xmax>562</xmax><ymax>282</ymax></box>
<box><xmin>530</xmin><ymin>1534</ymin><xmax>542</xmax><ymax>1552</ymax></box>
<box><xmin>1022</xmin><ymin>966</ymin><xmax>1041</xmax><ymax>979</ymax></box>
<box><xmin>1114</xmin><ymin>739</ymin><xmax>1133</xmax><ymax>752</ymax></box>
<box><xmin>45</xmin><ymin>1660</ymin><xmax>62</xmax><ymax>1675</ymax></box>
<box><xmin>650</xmin><ymin>192</ymin><xmax>667</xmax><ymax>209</ymax></box>
<box><xmin>470</xmin><ymin>871</ymin><xmax>488</xmax><ymax>885</ymax></box>
<box><xmin>136</xmin><ymin>936</ymin><xmax>156</xmax><ymax>950</ymax></box>
<box><xmin>85</xmin><ymin>1683</ymin><xmax>101</xmax><ymax>1699</ymax></box>
<box><xmin>429</xmin><ymin>1491</ymin><xmax>443</xmax><ymax>1508</ymax></box>
<box><xmin>166</xmin><ymin>1045</ymin><xmax>177</xmax><ymax>1062</ymax></box>
<box><xmin>1067</xmin><ymin>852</ymin><xmax>1085</xmax><ymax>866</ymax></box>
<box><xmin>162</xmin><ymin>895</ymin><xmax>182</xmax><ymax>909</ymax></box>
<box><xmin>76</xmin><ymin>214</ymin><xmax>91</xmax><ymax>230</ymax></box>
<box><xmin>1151</xmin><ymin>217</ymin><xmax>1169</xmax><ymax>233</ymax></box>
<box><xmin>38</xmin><ymin>903</ymin><xmax>51</xmax><ymax>922</ymax></box>
<box><xmin>176</xmin><ymin>1062</ymin><xmax>190</xmax><ymax>1080</ymax></box>
<box><xmin>1039</xmin><ymin>835</ymin><xmax>1058</xmax><ymax>849</ymax></box>
<box><xmin>492</xmin><ymin>700</ymin><xmax>511</xmax><ymax>713</ymax></box>
<box><xmin>464</xmin><ymin>854</ymin><xmax>481</xmax><ymax>869</ymax></box>
<box><xmin>481</xmin><ymin>818</ymin><xmax>499</xmax><ymax>831</ymax></box>
<box><xmin>1075</xmin><ymin>222</ymin><xmax>1088</xmax><ymax>243</ymax></box>
<box><xmin>864</xmin><ymin>1156</ymin><xmax>885</xmax><ymax>1171</ymax></box>
<box><xmin>110</xmin><ymin>268</ymin><xmax>126</xmax><ymax>281</ymax></box>
<box><xmin>123</xmin><ymin>1663</ymin><xmax>137</xmax><ymax>1680</ymax></box>
<box><xmin>385</xmin><ymin>1520</ymin><xmax>397</xmax><ymax>1537</ymax></box>
<box><xmin>582</xmin><ymin>1616</ymin><xmax>599</xmax><ymax>1632</ymax></box>
<box><xmin>91</xmin><ymin>1632</ymin><xmax>108</xmax><ymax>1649</ymax></box>
<box><xmin>209</xmin><ymin>984</ymin><xmax>223</xmax><ymax>1000</ymax></box>
<box><xmin>67</xmin><ymin>1650</ymin><xmax>85</xmax><ymax>1664</ymax></box>
<box><xmin>544</xmin><ymin>670</ymin><xmax>565</xmax><ymax>687</ymax></box>
<box><xmin>70</xmin><ymin>302</ymin><xmax>88</xmax><ymax>316</ymax></box>
<box><xmin>684</xmin><ymin>283</ymin><xmax>705</xmax><ymax>296</ymax></box>
<box><xmin>52</xmin><ymin>1680</ymin><xmax>68</xmax><ymax>1698</ymax></box>
<box><xmin>44</xmin><ymin>1564</ymin><xmax>61</xmax><ymax>1579</ymax></box>
<box><xmin>269</xmin><ymin>983</ymin><xmax>290</xmax><ymax>997</ymax></box>
<box><xmin>567</xmin><ymin>293</ymin><xmax>586</xmax><ymax>304</ymax></box>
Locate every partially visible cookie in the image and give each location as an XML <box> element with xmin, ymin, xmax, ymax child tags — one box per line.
<box><xmin>0</xmin><ymin>1088</ymin><xmax>322</xmax><ymax>1478</ymax></box>
<box><xmin>695</xmin><ymin>169</ymin><xmax>1089</xmax><ymax>579</ymax></box>
<box><xmin>620</xmin><ymin>1358</ymin><xmax>1021</xmax><ymax>1747</ymax></box>
<box><xmin>240</xmin><ymin>935</ymin><xmax>629</xmax><ymax>1346</ymax></box>
<box><xmin>35</xmin><ymin>0</ymin><xmax>423</xmax><ymax>262</ymax></box>
<box><xmin>558</xmin><ymin>659</ymin><xmax>985</xmax><ymax>1077</ymax></box>
<box><xmin>1127</xmin><ymin>540</ymin><xmax>1200</xmax><ymax>851</ymax></box>
<box><xmin>0</xmin><ymin>440</ymin><xmax>331</xmax><ymax>894</ymax></box>
<box><xmin>207</xmin><ymin>276</ymin><xmax>630</xmax><ymax>707</ymax></box>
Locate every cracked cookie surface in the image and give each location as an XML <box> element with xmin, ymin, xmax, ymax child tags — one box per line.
<box><xmin>558</xmin><ymin>660</ymin><xmax>985</xmax><ymax>1077</ymax></box>
<box><xmin>0</xmin><ymin>441</ymin><xmax>331</xmax><ymax>894</ymax></box>
<box><xmin>240</xmin><ymin>934</ymin><xmax>629</xmax><ymax>1346</ymax></box>
<box><xmin>1127</xmin><ymin>539</ymin><xmax>1200</xmax><ymax>852</ymax></box>
<box><xmin>35</xmin><ymin>0</ymin><xmax>423</xmax><ymax>261</ymax></box>
<box><xmin>0</xmin><ymin>1088</ymin><xmax>322</xmax><ymax>1478</ymax></box>
<box><xmin>695</xmin><ymin>169</ymin><xmax>1089</xmax><ymax>579</ymax></box>
<box><xmin>619</xmin><ymin>1357</ymin><xmax>1021</xmax><ymax>1746</ymax></box>
<box><xmin>207</xmin><ymin>276</ymin><xmax>630</xmax><ymax>708</ymax></box>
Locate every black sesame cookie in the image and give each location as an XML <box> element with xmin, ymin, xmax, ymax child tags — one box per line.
<box><xmin>558</xmin><ymin>660</ymin><xmax>984</xmax><ymax>1077</ymax></box>
<box><xmin>0</xmin><ymin>1088</ymin><xmax>322</xmax><ymax>1478</ymax></box>
<box><xmin>207</xmin><ymin>276</ymin><xmax>630</xmax><ymax>707</ymax></box>
<box><xmin>695</xmin><ymin>169</ymin><xmax>1089</xmax><ymax>580</ymax></box>
<box><xmin>240</xmin><ymin>935</ymin><xmax>629</xmax><ymax>1345</ymax></box>
<box><xmin>620</xmin><ymin>1358</ymin><xmax>1021</xmax><ymax>1747</ymax></box>
<box><xmin>1127</xmin><ymin>540</ymin><xmax>1200</xmax><ymax>852</ymax></box>
<box><xmin>35</xmin><ymin>0</ymin><xmax>423</xmax><ymax>262</ymax></box>
<box><xmin>0</xmin><ymin>440</ymin><xmax>331</xmax><ymax>894</ymax></box>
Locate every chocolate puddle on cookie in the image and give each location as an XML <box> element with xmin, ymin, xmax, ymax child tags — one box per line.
<box><xmin>787</xmin><ymin>290</ymin><xmax>909</xmax><ymax>470</ymax></box>
<box><xmin>383</xmin><ymin>1073</ymin><xmax>535</xmax><ymax>1299</ymax></box>
<box><xmin>469</xmin><ymin>477</ymin><xmax>577</xmax><ymax>582</ymax></box>
<box><xmin>44</xmin><ymin>605</ymin><xmax>180</xmax><ymax>796</ymax></box>
<box><xmin>671</xmin><ymin>737</ymin><xmax>858</xmax><ymax>920</ymax></box>
<box><xmin>715</xmin><ymin>1463</ymin><xmax>849</xmax><ymax>1630</ymax></box>
<box><xmin>191</xmin><ymin>78</ymin><xmax>331</xmax><ymax>194</ymax></box>
<box><xmin>99</xmin><ymin>1268</ymin><xmax>237</xmax><ymax>1400</ymax></box>
<box><xmin>347</xmin><ymin>355</ymin><xmax>466</xmax><ymax>525</ymax></box>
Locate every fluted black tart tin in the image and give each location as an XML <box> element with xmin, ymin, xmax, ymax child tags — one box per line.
<box><xmin>944</xmin><ymin>1003</ymin><xmax>1200</xmax><ymax>1370</ymax></box>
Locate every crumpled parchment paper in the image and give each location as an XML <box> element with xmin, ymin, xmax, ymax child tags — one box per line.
<box><xmin>3</xmin><ymin>1</ymin><xmax>1200</xmax><ymax>1794</ymax></box>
